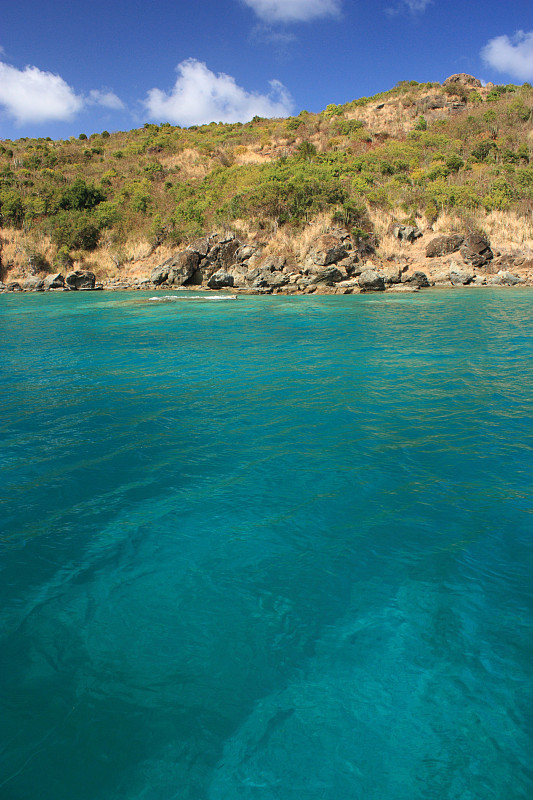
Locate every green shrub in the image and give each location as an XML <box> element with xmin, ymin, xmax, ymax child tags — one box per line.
<box><xmin>58</xmin><ymin>177</ymin><xmax>106</xmax><ymax>211</ymax></box>
<box><xmin>50</xmin><ymin>211</ymin><xmax>101</xmax><ymax>250</ymax></box>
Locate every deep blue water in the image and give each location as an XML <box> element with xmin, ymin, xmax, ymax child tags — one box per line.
<box><xmin>1</xmin><ymin>288</ymin><xmax>532</xmax><ymax>800</ymax></box>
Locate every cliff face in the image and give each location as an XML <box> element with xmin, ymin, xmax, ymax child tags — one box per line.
<box><xmin>1</xmin><ymin>75</ymin><xmax>532</xmax><ymax>292</ymax></box>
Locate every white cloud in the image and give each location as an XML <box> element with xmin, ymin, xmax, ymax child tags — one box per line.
<box><xmin>144</xmin><ymin>59</ymin><xmax>293</xmax><ymax>126</ymax></box>
<box><xmin>88</xmin><ymin>89</ymin><xmax>125</xmax><ymax>110</ymax></box>
<box><xmin>242</xmin><ymin>0</ymin><xmax>341</xmax><ymax>24</ymax></box>
<box><xmin>481</xmin><ymin>30</ymin><xmax>533</xmax><ymax>82</ymax></box>
<box><xmin>403</xmin><ymin>0</ymin><xmax>431</xmax><ymax>10</ymax></box>
<box><xmin>251</xmin><ymin>24</ymin><xmax>297</xmax><ymax>46</ymax></box>
<box><xmin>386</xmin><ymin>0</ymin><xmax>431</xmax><ymax>15</ymax></box>
<box><xmin>0</xmin><ymin>61</ymin><xmax>83</xmax><ymax>123</ymax></box>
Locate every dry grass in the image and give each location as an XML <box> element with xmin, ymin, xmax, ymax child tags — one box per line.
<box><xmin>432</xmin><ymin>211</ymin><xmax>466</xmax><ymax>234</ymax></box>
<box><xmin>483</xmin><ymin>211</ymin><xmax>533</xmax><ymax>252</ymax></box>
<box><xmin>0</xmin><ymin>228</ymin><xmax>55</xmax><ymax>277</ymax></box>
<box><xmin>233</xmin><ymin>148</ymin><xmax>272</xmax><ymax>165</ymax></box>
<box><xmin>433</xmin><ymin>209</ymin><xmax>533</xmax><ymax>252</ymax></box>
<box><xmin>291</xmin><ymin>214</ymin><xmax>333</xmax><ymax>262</ymax></box>
<box><xmin>159</xmin><ymin>148</ymin><xmax>213</xmax><ymax>180</ymax></box>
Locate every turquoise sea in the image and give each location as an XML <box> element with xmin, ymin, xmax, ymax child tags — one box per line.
<box><xmin>1</xmin><ymin>288</ymin><xmax>532</xmax><ymax>800</ymax></box>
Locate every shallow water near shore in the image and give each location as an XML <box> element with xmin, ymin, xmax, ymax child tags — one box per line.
<box><xmin>1</xmin><ymin>288</ymin><xmax>532</xmax><ymax>800</ymax></box>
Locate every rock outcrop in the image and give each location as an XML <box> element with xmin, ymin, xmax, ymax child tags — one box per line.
<box><xmin>358</xmin><ymin>270</ymin><xmax>385</xmax><ymax>292</ymax></box>
<box><xmin>22</xmin><ymin>276</ymin><xmax>44</xmax><ymax>291</ymax></box>
<box><xmin>489</xmin><ymin>271</ymin><xmax>523</xmax><ymax>286</ymax></box>
<box><xmin>65</xmin><ymin>270</ymin><xmax>96</xmax><ymax>290</ymax></box>
<box><xmin>43</xmin><ymin>273</ymin><xmax>65</xmax><ymax>290</ymax></box>
<box><xmin>449</xmin><ymin>263</ymin><xmax>474</xmax><ymax>285</ymax></box>
<box><xmin>444</xmin><ymin>73</ymin><xmax>482</xmax><ymax>88</ymax></box>
<box><xmin>425</xmin><ymin>234</ymin><xmax>464</xmax><ymax>258</ymax></box>
<box><xmin>404</xmin><ymin>271</ymin><xmax>430</xmax><ymax>288</ymax></box>
<box><xmin>460</xmin><ymin>234</ymin><xmax>493</xmax><ymax>269</ymax></box>
<box><xmin>391</xmin><ymin>224</ymin><xmax>423</xmax><ymax>243</ymax></box>
<box><xmin>305</xmin><ymin>231</ymin><xmax>350</xmax><ymax>267</ymax></box>
<box><xmin>207</xmin><ymin>270</ymin><xmax>234</xmax><ymax>289</ymax></box>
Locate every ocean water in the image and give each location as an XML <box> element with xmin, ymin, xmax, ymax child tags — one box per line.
<box><xmin>0</xmin><ymin>288</ymin><xmax>532</xmax><ymax>800</ymax></box>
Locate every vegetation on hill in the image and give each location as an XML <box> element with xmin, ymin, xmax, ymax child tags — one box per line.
<box><xmin>1</xmin><ymin>78</ymin><xmax>532</xmax><ymax>278</ymax></box>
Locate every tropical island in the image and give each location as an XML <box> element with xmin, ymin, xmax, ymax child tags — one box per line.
<box><xmin>1</xmin><ymin>73</ymin><xmax>532</xmax><ymax>294</ymax></box>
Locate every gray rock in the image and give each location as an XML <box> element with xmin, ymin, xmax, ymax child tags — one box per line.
<box><xmin>44</xmin><ymin>272</ymin><xmax>65</xmax><ymax>290</ymax></box>
<box><xmin>380</xmin><ymin>265</ymin><xmax>402</xmax><ymax>285</ymax></box>
<box><xmin>460</xmin><ymin>234</ymin><xmax>493</xmax><ymax>268</ymax></box>
<box><xmin>358</xmin><ymin>270</ymin><xmax>385</xmax><ymax>292</ymax></box>
<box><xmin>234</xmin><ymin>244</ymin><xmax>261</xmax><ymax>263</ymax></box>
<box><xmin>444</xmin><ymin>73</ymin><xmax>482</xmax><ymax>88</ymax></box>
<box><xmin>22</xmin><ymin>276</ymin><xmax>45</xmax><ymax>291</ymax></box>
<box><xmin>336</xmin><ymin>252</ymin><xmax>361</xmax><ymax>276</ymax></box>
<box><xmin>490</xmin><ymin>271</ymin><xmax>523</xmax><ymax>286</ymax></box>
<box><xmin>7</xmin><ymin>281</ymin><xmax>22</xmax><ymax>292</ymax></box>
<box><xmin>404</xmin><ymin>271</ymin><xmax>430</xmax><ymax>288</ymax></box>
<box><xmin>187</xmin><ymin>237</ymin><xmax>210</xmax><ymax>258</ymax></box>
<box><xmin>207</xmin><ymin>270</ymin><xmax>234</xmax><ymax>289</ymax></box>
<box><xmin>250</xmin><ymin>268</ymin><xmax>289</xmax><ymax>289</ymax></box>
<box><xmin>425</xmin><ymin>234</ymin><xmax>464</xmax><ymax>258</ymax></box>
<box><xmin>65</xmin><ymin>270</ymin><xmax>96</xmax><ymax>290</ymax></box>
<box><xmin>311</xmin><ymin>265</ymin><xmax>345</xmax><ymax>285</ymax></box>
<box><xmin>391</xmin><ymin>224</ymin><xmax>423</xmax><ymax>243</ymax></box>
<box><xmin>305</xmin><ymin>232</ymin><xmax>349</xmax><ymax>267</ymax></box>
<box><xmin>198</xmin><ymin>234</ymin><xmax>241</xmax><ymax>279</ymax></box>
<box><xmin>432</xmin><ymin>269</ymin><xmax>451</xmax><ymax>285</ymax></box>
<box><xmin>151</xmin><ymin>266</ymin><xmax>169</xmax><ymax>285</ymax></box>
<box><xmin>165</xmin><ymin>250</ymin><xmax>200</xmax><ymax>286</ymax></box>
<box><xmin>449</xmin><ymin>263</ymin><xmax>474</xmax><ymax>285</ymax></box>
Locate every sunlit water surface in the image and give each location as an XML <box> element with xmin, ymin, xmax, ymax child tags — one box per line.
<box><xmin>1</xmin><ymin>289</ymin><xmax>532</xmax><ymax>800</ymax></box>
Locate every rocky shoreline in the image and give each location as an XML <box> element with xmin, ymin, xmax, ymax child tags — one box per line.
<box><xmin>2</xmin><ymin>227</ymin><xmax>532</xmax><ymax>295</ymax></box>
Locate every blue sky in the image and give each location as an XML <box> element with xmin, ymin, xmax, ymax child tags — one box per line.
<box><xmin>1</xmin><ymin>0</ymin><xmax>532</xmax><ymax>140</ymax></box>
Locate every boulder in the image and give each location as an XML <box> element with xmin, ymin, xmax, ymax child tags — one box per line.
<box><xmin>336</xmin><ymin>252</ymin><xmax>360</xmax><ymax>276</ymax></box>
<box><xmin>65</xmin><ymin>270</ymin><xmax>96</xmax><ymax>290</ymax></box>
<box><xmin>165</xmin><ymin>250</ymin><xmax>201</xmax><ymax>286</ymax></box>
<box><xmin>310</xmin><ymin>266</ymin><xmax>345</xmax><ymax>285</ymax></box>
<box><xmin>380</xmin><ymin>265</ymin><xmax>402</xmax><ymax>285</ymax></box>
<box><xmin>404</xmin><ymin>271</ymin><xmax>430</xmax><ymax>288</ymax></box>
<box><xmin>234</xmin><ymin>244</ymin><xmax>262</xmax><ymax>263</ymax></box>
<box><xmin>460</xmin><ymin>234</ymin><xmax>493</xmax><ymax>268</ymax></box>
<box><xmin>44</xmin><ymin>273</ymin><xmax>65</xmax><ymax>290</ymax></box>
<box><xmin>247</xmin><ymin>267</ymin><xmax>289</xmax><ymax>289</ymax></box>
<box><xmin>207</xmin><ymin>270</ymin><xmax>234</xmax><ymax>289</ymax></box>
<box><xmin>198</xmin><ymin>234</ymin><xmax>240</xmax><ymax>279</ymax></box>
<box><xmin>425</xmin><ymin>234</ymin><xmax>464</xmax><ymax>258</ymax></box>
<box><xmin>187</xmin><ymin>237</ymin><xmax>210</xmax><ymax>258</ymax></box>
<box><xmin>305</xmin><ymin>232</ymin><xmax>350</xmax><ymax>267</ymax></box>
<box><xmin>391</xmin><ymin>224</ymin><xmax>423</xmax><ymax>243</ymax></box>
<box><xmin>432</xmin><ymin>270</ymin><xmax>451</xmax><ymax>285</ymax></box>
<box><xmin>444</xmin><ymin>73</ymin><xmax>482</xmax><ymax>88</ymax></box>
<box><xmin>490</xmin><ymin>271</ymin><xmax>523</xmax><ymax>286</ymax></box>
<box><xmin>449</xmin><ymin>263</ymin><xmax>474</xmax><ymax>285</ymax></box>
<box><xmin>7</xmin><ymin>280</ymin><xmax>22</xmax><ymax>292</ymax></box>
<box><xmin>358</xmin><ymin>270</ymin><xmax>385</xmax><ymax>292</ymax></box>
<box><xmin>22</xmin><ymin>276</ymin><xmax>45</xmax><ymax>291</ymax></box>
<box><xmin>150</xmin><ymin>266</ymin><xmax>169</xmax><ymax>285</ymax></box>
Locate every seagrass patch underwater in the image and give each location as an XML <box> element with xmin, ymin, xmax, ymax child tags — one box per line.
<box><xmin>1</xmin><ymin>289</ymin><xmax>532</xmax><ymax>800</ymax></box>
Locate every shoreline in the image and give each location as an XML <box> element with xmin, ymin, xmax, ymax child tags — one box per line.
<box><xmin>2</xmin><ymin>281</ymin><xmax>533</xmax><ymax>296</ymax></box>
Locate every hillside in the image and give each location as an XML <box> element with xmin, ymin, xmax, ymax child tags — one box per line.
<box><xmin>1</xmin><ymin>73</ymin><xmax>533</xmax><ymax>291</ymax></box>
